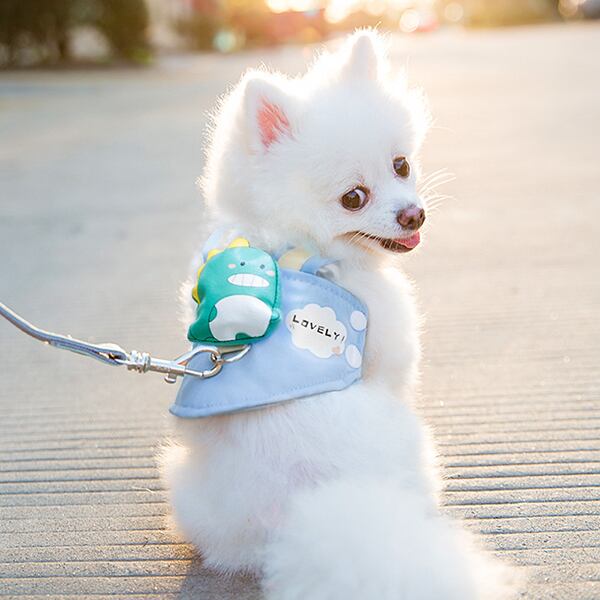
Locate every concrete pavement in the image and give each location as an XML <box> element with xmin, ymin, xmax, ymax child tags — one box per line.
<box><xmin>1</xmin><ymin>23</ymin><xmax>599</xmax><ymax>599</ymax></box>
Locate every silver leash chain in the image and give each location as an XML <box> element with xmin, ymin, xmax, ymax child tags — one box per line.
<box><xmin>0</xmin><ymin>301</ymin><xmax>249</xmax><ymax>384</ymax></box>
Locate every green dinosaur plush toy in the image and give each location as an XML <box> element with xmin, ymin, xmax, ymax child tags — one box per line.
<box><xmin>187</xmin><ymin>238</ymin><xmax>281</xmax><ymax>346</ymax></box>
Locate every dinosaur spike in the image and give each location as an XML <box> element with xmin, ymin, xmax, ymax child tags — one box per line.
<box><xmin>229</xmin><ymin>237</ymin><xmax>250</xmax><ymax>248</ymax></box>
<box><xmin>207</xmin><ymin>248</ymin><xmax>222</xmax><ymax>260</ymax></box>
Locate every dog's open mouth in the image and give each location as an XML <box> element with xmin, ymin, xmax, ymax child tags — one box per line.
<box><xmin>352</xmin><ymin>231</ymin><xmax>421</xmax><ymax>253</ymax></box>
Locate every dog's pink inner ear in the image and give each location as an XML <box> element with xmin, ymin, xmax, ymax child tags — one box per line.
<box><xmin>258</xmin><ymin>100</ymin><xmax>290</xmax><ymax>148</ymax></box>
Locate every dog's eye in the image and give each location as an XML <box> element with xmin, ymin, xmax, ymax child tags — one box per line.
<box><xmin>393</xmin><ymin>156</ymin><xmax>410</xmax><ymax>178</ymax></box>
<box><xmin>341</xmin><ymin>187</ymin><xmax>369</xmax><ymax>211</ymax></box>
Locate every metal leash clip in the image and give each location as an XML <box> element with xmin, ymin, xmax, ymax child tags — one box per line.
<box><xmin>0</xmin><ymin>301</ymin><xmax>250</xmax><ymax>384</ymax></box>
<box><xmin>116</xmin><ymin>344</ymin><xmax>250</xmax><ymax>384</ymax></box>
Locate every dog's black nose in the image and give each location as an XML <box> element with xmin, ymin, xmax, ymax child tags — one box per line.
<box><xmin>396</xmin><ymin>206</ymin><xmax>425</xmax><ymax>231</ymax></box>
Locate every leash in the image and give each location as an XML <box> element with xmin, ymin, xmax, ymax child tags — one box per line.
<box><xmin>0</xmin><ymin>301</ymin><xmax>249</xmax><ymax>384</ymax></box>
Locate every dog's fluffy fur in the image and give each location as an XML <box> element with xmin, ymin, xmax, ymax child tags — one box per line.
<box><xmin>161</xmin><ymin>30</ymin><xmax>511</xmax><ymax>600</ymax></box>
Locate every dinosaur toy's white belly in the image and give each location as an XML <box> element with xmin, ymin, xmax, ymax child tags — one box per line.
<box><xmin>209</xmin><ymin>295</ymin><xmax>272</xmax><ymax>342</ymax></box>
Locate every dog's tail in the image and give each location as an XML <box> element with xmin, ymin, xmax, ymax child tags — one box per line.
<box><xmin>263</xmin><ymin>478</ymin><xmax>513</xmax><ymax>600</ymax></box>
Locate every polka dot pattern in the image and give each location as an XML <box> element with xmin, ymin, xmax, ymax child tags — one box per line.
<box><xmin>345</xmin><ymin>344</ymin><xmax>362</xmax><ymax>369</ymax></box>
<box><xmin>350</xmin><ymin>310</ymin><xmax>367</xmax><ymax>331</ymax></box>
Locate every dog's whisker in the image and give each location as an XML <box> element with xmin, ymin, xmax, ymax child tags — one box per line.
<box><xmin>418</xmin><ymin>168</ymin><xmax>452</xmax><ymax>189</ymax></box>
<box><xmin>420</xmin><ymin>183</ymin><xmax>453</xmax><ymax>199</ymax></box>
<box><xmin>418</xmin><ymin>169</ymin><xmax>454</xmax><ymax>186</ymax></box>
<box><xmin>424</xmin><ymin>192</ymin><xmax>453</xmax><ymax>203</ymax></box>
<box><xmin>425</xmin><ymin>195</ymin><xmax>452</xmax><ymax>210</ymax></box>
<box><xmin>421</xmin><ymin>174</ymin><xmax>454</xmax><ymax>189</ymax></box>
<box><xmin>419</xmin><ymin>175</ymin><xmax>455</xmax><ymax>197</ymax></box>
<box><xmin>419</xmin><ymin>166</ymin><xmax>449</xmax><ymax>182</ymax></box>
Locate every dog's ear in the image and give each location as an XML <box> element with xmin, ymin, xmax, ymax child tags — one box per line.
<box><xmin>341</xmin><ymin>30</ymin><xmax>382</xmax><ymax>81</ymax></box>
<box><xmin>242</xmin><ymin>73</ymin><xmax>294</xmax><ymax>153</ymax></box>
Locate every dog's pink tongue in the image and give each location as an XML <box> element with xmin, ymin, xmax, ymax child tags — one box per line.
<box><xmin>396</xmin><ymin>232</ymin><xmax>421</xmax><ymax>249</ymax></box>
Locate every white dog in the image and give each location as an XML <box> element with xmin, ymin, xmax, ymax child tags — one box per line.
<box><xmin>161</xmin><ymin>30</ymin><xmax>509</xmax><ymax>600</ymax></box>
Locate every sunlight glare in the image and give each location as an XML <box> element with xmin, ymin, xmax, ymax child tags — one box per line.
<box><xmin>443</xmin><ymin>1</ymin><xmax>464</xmax><ymax>22</ymax></box>
<box><xmin>365</xmin><ymin>0</ymin><xmax>387</xmax><ymax>17</ymax></box>
<box><xmin>267</xmin><ymin>0</ymin><xmax>323</xmax><ymax>12</ymax></box>
<box><xmin>265</xmin><ymin>0</ymin><xmax>440</xmax><ymax>27</ymax></box>
<box><xmin>399</xmin><ymin>8</ymin><xmax>420</xmax><ymax>32</ymax></box>
<box><xmin>325</xmin><ymin>0</ymin><xmax>362</xmax><ymax>23</ymax></box>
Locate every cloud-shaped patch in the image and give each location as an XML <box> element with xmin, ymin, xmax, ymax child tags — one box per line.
<box><xmin>286</xmin><ymin>304</ymin><xmax>347</xmax><ymax>359</ymax></box>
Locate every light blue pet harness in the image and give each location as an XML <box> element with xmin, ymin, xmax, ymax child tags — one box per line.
<box><xmin>170</xmin><ymin>236</ymin><xmax>368</xmax><ymax>418</ymax></box>
<box><xmin>0</xmin><ymin>235</ymin><xmax>367</xmax><ymax>418</ymax></box>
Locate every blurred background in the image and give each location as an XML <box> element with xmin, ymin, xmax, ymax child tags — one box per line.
<box><xmin>1</xmin><ymin>1</ymin><xmax>600</xmax><ymax>599</ymax></box>
<box><xmin>1</xmin><ymin>0</ymin><xmax>599</xmax><ymax>66</ymax></box>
